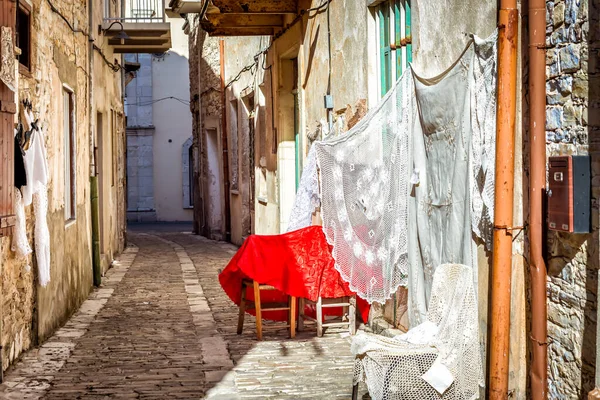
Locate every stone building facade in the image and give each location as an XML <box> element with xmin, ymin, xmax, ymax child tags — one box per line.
<box><xmin>0</xmin><ymin>0</ymin><xmax>126</xmax><ymax>371</ymax></box>
<box><xmin>544</xmin><ymin>0</ymin><xmax>599</xmax><ymax>397</ymax></box>
<box><xmin>182</xmin><ymin>0</ymin><xmax>600</xmax><ymax>397</ymax></box>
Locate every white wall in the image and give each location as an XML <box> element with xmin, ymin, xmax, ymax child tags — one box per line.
<box><xmin>152</xmin><ymin>17</ymin><xmax>194</xmax><ymax>222</ymax></box>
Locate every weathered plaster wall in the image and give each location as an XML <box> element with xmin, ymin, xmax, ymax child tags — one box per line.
<box><xmin>223</xmin><ymin>36</ymin><xmax>264</xmax><ymax>245</ymax></box>
<box><xmin>0</xmin><ymin>0</ymin><xmax>125</xmax><ymax>370</ymax></box>
<box><xmin>93</xmin><ymin>0</ymin><xmax>126</xmax><ymax>271</ymax></box>
<box><xmin>544</xmin><ymin>0</ymin><xmax>599</xmax><ymax>397</ymax></box>
<box><xmin>152</xmin><ymin>17</ymin><xmax>194</xmax><ymax>222</ymax></box>
<box><xmin>187</xmin><ymin>16</ymin><xmax>226</xmax><ymax>240</ymax></box>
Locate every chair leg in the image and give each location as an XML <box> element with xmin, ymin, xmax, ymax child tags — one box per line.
<box><xmin>349</xmin><ymin>295</ymin><xmax>357</xmax><ymax>335</ymax></box>
<box><xmin>289</xmin><ymin>296</ymin><xmax>296</xmax><ymax>339</ymax></box>
<box><xmin>351</xmin><ymin>382</ymin><xmax>359</xmax><ymax>400</ymax></box>
<box><xmin>316</xmin><ymin>296</ymin><xmax>323</xmax><ymax>337</ymax></box>
<box><xmin>237</xmin><ymin>284</ymin><xmax>247</xmax><ymax>335</ymax></box>
<box><xmin>298</xmin><ymin>298</ymin><xmax>305</xmax><ymax>331</ymax></box>
<box><xmin>343</xmin><ymin>296</ymin><xmax>349</xmax><ymax>321</ymax></box>
<box><xmin>253</xmin><ymin>280</ymin><xmax>263</xmax><ymax>340</ymax></box>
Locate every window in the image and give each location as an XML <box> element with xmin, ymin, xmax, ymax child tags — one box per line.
<box><xmin>104</xmin><ymin>0</ymin><xmax>112</xmax><ymax>19</ymax></box>
<box><xmin>63</xmin><ymin>87</ymin><xmax>75</xmax><ymax>221</ymax></box>
<box><xmin>16</xmin><ymin>2</ymin><xmax>31</xmax><ymax>71</ymax></box>
<box><xmin>375</xmin><ymin>0</ymin><xmax>412</xmax><ymax>97</ymax></box>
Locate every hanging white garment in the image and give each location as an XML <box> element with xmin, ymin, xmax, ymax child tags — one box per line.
<box><xmin>352</xmin><ymin>264</ymin><xmax>483</xmax><ymax>400</ymax></box>
<box><xmin>34</xmin><ymin>188</ymin><xmax>51</xmax><ymax>287</ymax></box>
<box><xmin>21</xmin><ymin>128</ymin><xmax>51</xmax><ymax>287</ymax></box>
<box><xmin>12</xmin><ymin>189</ymin><xmax>32</xmax><ymax>268</ymax></box>
<box><xmin>407</xmin><ymin>33</ymin><xmax>497</xmax><ymax>326</ymax></box>
<box><xmin>315</xmin><ymin>72</ymin><xmax>414</xmax><ymax>304</ymax></box>
<box><xmin>314</xmin><ymin>32</ymin><xmax>497</xmax><ymax>307</ymax></box>
<box><xmin>22</xmin><ymin>128</ymin><xmax>49</xmax><ymax>206</ymax></box>
<box><xmin>470</xmin><ymin>32</ymin><xmax>498</xmax><ymax>250</ymax></box>
<box><xmin>286</xmin><ymin>145</ymin><xmax>320</xmax><ymax>232</ymax></box>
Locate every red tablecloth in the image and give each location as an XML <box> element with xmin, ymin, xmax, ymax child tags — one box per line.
<box><xmin>219</xmin><ymin>226</ymin><xmax>370</xmax><ymax>323</ymax></box>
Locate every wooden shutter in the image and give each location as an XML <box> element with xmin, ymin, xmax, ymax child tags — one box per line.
<box><xmin>0</xmin><ymin>0</ymin><xmax>16</xmax><ymax>237</ymax></box>
<box><xmin>378</xmin><ymin>3</ymin><xmax>391</xmax><ymax>97</ymax></box>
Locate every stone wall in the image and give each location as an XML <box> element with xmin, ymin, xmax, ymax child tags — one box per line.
<box><xmin>187</xmin><ymin>16</ymin><xmax>225</xmax><ymax>239</ymax></box>
<box><xmin>545</xmin><ymin>0</ymin><xmax>599</xmax><ymax>397</ymax></box>
<box><xmin>0</xmin><ymin>0</ymin><xmax>125</xmax><ymax>370</ymax></box>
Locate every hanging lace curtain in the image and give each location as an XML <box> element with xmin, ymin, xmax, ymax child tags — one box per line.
<box><xmin>314</xmin><ymin>71</ymin><xmax>414</xmax><ymax>304</ymax></box>
<box><xmin>287</xmin><ymin>146</ymin><xmax>320</xmax><ymax>232</ymax></box>
<box><xmin>311</xmin><ymin>32</ymin><xmax>497</xmax><ymax>306</ymax></box>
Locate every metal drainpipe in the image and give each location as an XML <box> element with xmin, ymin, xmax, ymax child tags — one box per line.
<box><xmin>529</xmin><ymin>0</ymin><xmax>548</xmax><ymax>397</ymax></box>
<box><xmin>488</xmin><ymin>0</ymin><xmax>519</xmax><ymax>398</ymax></box>
<box><xmin>220</xmin><ymin>39</ymin><xmax>231</xmax><ymax>242</ymax></box>
<box><xmin>89</xmin><ymin>0</ymin><xmax>102</xmax><ymax>286</ymax></box>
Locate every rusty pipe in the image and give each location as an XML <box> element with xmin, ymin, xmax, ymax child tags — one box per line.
<box><xmin>528</xmin><ymin>1</ymin><xmax>548</xmax><ymax>398</ymax></box>
<box><xmin>220</xmin><ymin>39</ymin><xmax>232</xmax><ymax>242</ymax></box>
<box><xmin>488</xmin><ymin>1</ymin><xmax>519</xmax><ymax>398</ymax></box>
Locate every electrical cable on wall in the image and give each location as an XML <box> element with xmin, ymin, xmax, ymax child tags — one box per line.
<box><xmin>224</xmin><ymin>0</ymin><xmax>331</xmax><ymax>89</ymax></box>
<box><xmin>46</xmin><ymin>0</ymin><xmax>123</xmax><ymax>73</ymax></box>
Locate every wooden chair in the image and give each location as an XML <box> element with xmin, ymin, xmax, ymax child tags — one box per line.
<box><xmin>237</xmin><ymin>279</ymin><xmax>297</xmax><ymax>340</ymax></box>
<box><xmin>298</xmin><ymin>295</ymin><xmax>356</xmax><ymax>337</ymax></box>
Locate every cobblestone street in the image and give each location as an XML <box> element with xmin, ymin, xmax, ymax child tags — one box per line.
<box><xmin>0</xmin><ymin>227</ymin><xmax>367</xmax><ymax>399</ymax></box>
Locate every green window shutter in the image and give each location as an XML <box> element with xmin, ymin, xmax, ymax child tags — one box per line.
<box><xmin>406</xmin><ymin>0</ymin><xmax>412</xmax><ymax>64</ymax></box>
<box><xmin>394</xmin><ymin>0</ymin><xmax>402</xmax><ymax>78</ymax></box>
<box><xmin>379</xmin><ymin>3</ymin><xmax>392</xmax><ymax>97</ymax></box>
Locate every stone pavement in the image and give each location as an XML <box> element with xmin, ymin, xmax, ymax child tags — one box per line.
<box><xmin>0</xmin><ymin>228</ymin><xmax>369</xmax><ymax>399</ymax></box>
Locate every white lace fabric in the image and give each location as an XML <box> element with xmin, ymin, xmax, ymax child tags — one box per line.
<box><xmin>12</xmin><ymin>189</ymin><xmax>32</xmax><ymax>268</ymax></box>
<box><xmin>315</xmin><ymin>71</ymin><xmax>413</xmax><ymax>304</ymax></box>
<box><xmin>12</xmin><ymin>125</ymin><xmax>51</xmax><ymax>287</ymax></box>
<box><xmin>283</xmin><ymin>32</ymin><xmax>497</xmax><ymax>311</ymax></box>
<box><xmin>286</xmin><ymin>146</ymin><xmax>320</xmax><ymax>232</ymax></box>
<box><xmin>470</xmin><ymin>32</ymin><xmax>498</xmax><ymax>250</ymax></box>
<box><xmin>352</xmin><ymin>263</ymin><xmax>483</xmax><ymax>400</ymax></box>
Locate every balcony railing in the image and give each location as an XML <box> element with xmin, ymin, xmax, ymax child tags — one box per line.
<box><xmin>105</xmin><ymin>0</ymin><xmax>166</xmax><ymax>24</ymax></box>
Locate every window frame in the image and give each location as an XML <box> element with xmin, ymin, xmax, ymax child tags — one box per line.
<box><xmin>63</xmin><ymin>85</ymin><xmax>76</xmax><ymax>222</ymax></box>
<box><xmin>373</xmin><ymin>0</ymin><xmax>412</xmax><ymax>98</ymax></box>
<box><xmin>16</xmin><ymin>1</ymin><xmax>32</xmax><ymax>74</ymax></box>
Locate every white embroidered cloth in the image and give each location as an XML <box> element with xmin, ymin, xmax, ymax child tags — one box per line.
<box><xmin>315</xmin><ymin>70</ymin><xmax>413</xmax><ymax>304</ymax></box>
<box><xmin>352</xmin><ymin>264</ymin><xmax>483</xmax><ymax>400</ymax></box>
<box><xmin>407</xmin><ymin>33</ymin><xmax>497</xmax><ymax>325</ymax></box>
<box><xmin>18</xmin><ymin>126</ymin><xmax>51</xmax><ymax>287</ymax></box>
<box><xmin>286</xmin><ymin>146</ymin><xmax>320</xmax><ymax>232</ymax></box>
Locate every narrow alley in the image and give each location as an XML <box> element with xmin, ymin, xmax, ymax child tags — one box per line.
<box><xmin>0</xmin><ymin>226</ymin><xmax>365</xmax><ymax>399</ymax></box>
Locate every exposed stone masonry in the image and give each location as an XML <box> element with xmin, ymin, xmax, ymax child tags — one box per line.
<box><xmin>544</xmin><ymin>0</ymin><xmax>600</xmax><ymax>397</ymax></box>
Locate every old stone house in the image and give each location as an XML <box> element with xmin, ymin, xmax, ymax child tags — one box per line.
<box><xmin>175</xmin><ymin>0</ymin><xmax>599</xmax><ymax>398</ymax></box>
<box><xmin>0</xmin><ymin>0</ymin><xmax>171</xmax><ymax>373</ymax></box>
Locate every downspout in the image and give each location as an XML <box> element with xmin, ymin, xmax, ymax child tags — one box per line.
<box><xmin>488</xmin><ymin>0</ymin><xmax>518</xmax><ymax>398</ymax></box>
<box><xmin>89</xmin><ymin>0</ymin><xmax>101</xmax><ymax>286</ymax></box>
<box><xmin>220</xmin><ymin>39</ymin><xmax>231</xmax><ymax>242</ymax></box>
<box><xmin>528</xmin><ymin>0</ymin><xmax>548</xmax><ymax>397</ymax></box>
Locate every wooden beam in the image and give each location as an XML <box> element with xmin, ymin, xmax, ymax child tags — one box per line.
<box><xmin>210</xmin><ymin>0</ymin><xmax>297</xmax><ymax>14</ymax></box>
<box><xmin>205</xmin><ymin>13</ymin><xmax>284</xmax><ymax>28</ymax></box>
<box><xmin>207</xmin><ymin>27</ymin><xmax>275</xmax><ymax>36</ymax></box>
<box><xmin>111</xmin><ymin>44</ymin><xmax>172</xmax><ymax>53</ymax></box>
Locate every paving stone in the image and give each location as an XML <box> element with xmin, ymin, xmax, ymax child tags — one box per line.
<box><xmin>0</xmin><ymin>231</ymin><xmax>369</xmax><ymax>400</ymax></box>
